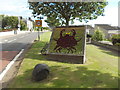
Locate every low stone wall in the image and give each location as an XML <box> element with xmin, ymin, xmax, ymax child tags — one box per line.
<box><xmin>91</xmin><ymin>41</ymin><xmax>120</xmax><ymax>52</ymax></box>
<box><xmin>44</xmin><ymin>54</ymin><xmax>84</xmax><ymax>64</ymax></box>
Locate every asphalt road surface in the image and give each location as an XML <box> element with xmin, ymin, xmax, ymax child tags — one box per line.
<box><xmin>2</xmin><ymin>32</ymin><xmax>42</xmax><ymax>51</ymax></box>
<box><xmin>1</xmin><ymin>31</ymin><xmax>43</xmax><ymax>72</ymax></box>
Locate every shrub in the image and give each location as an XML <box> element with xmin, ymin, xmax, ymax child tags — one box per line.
<box><xmin>115</xmin><ymin>43</ymin><xmax>120</xmax><ymax>46</ymax></box>
<box><xmin>92</xmin><ymin>30</ymin><xmax>104</xmax><ymax>41</ymax></box>
<box><xmin>20</xmin><ymin>20</ymin><xmax>27</xmax><ymax>30</ymax></box>
<box><xmin>111</xmin><ymin>34</ymin><xmax>120</xmax><ymax>45</ymax></box>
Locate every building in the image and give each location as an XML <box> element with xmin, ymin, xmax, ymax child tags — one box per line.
<box><xmin>94</xmin><ymin>24</ymin><xmax>120</xmax><ymax>39</ymax></box>
<box><xmin>20</xmin><ymin>17</ymin><xmax>34</xmax><ymax>31</ymax></box>
<box><xmin>86</xmin><ymin>25</ymin><xmax>94</xmax><ymax>35</ymax></box>
<box><xmin>27</xmin><ymin>17</ymin><xmax>34</xmax><ymax>31</ymax></box>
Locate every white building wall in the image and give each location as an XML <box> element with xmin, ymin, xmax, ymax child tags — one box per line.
<box><xmin>108</xmin><ymin>30</ymin><xmax>120</xmax><ymax>34</ymax></box>
<box><xmin>27</xmin><ymin>19</ymin><xmax>33</xmax><ymax>31</ymax></box>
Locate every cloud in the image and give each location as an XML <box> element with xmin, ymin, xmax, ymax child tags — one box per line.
<box><xmin>0</xmin><ymin>0</ymin><xmax>32</xmax><ymax>17</ymax></box>
<box><xmin>0</xmin><ymin>0</ymin><xmax>118</xmax><ymax>27</ymax></box>
<box><xmin>71</xmin><ymin>6</ymin><xmax>118</xmax><ymax>26</ymax></box>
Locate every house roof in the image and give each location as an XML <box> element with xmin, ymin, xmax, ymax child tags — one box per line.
<box><xmin>95</xmin><ymin>24</ymin><xmax>120</xmax><ymax>30</ymax></box>
<box><xmin>113</xmin><ymin>26</ymin><xmax>120</xmax><ymax>30</ymax></box>
<box><xmin>86</xmin><ymin>25</ymin><xmax>94</xmax><ymax>29</ymax></box>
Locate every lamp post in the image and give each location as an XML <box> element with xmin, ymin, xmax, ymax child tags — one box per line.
<box><xmin>18</xmin><ymin>16</ymin><xmax>21</xmax><ymax>31</ymax></box>
<box><xmin>14</xmin><ymin>16</ymin><xmax>21</xmax><ymax>34</ymax></box>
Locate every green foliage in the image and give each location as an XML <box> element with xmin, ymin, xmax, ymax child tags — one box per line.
<box><xmin>45</xmin><ymin>17</ymin><xmax>61</xmax><ymax>27</ymax></box>
<box><xmin>20</xmin><ymin>20</ymin><xmax>27</xmax><ymax>30</ymax></box>
<box><xmin>0</xmin><ymin>15</ymin><xmax>4</xmax><ymax>20</ymax></box>
<box><xmin>112</xmin><ymin>34</ymin><xmax>120</xmax><ymax>39</ymax></box>
<box><xmin>115</xmin><ymin>43</ymin><xmax>120</xmax><ymax>46</ymax></box>
<box><xmin>2</xmin><ymin>15</ymin><xmax>18</xmax><ymax>29</ymax></box>
<box><xmin>111</xmin><ymin>34</ymin><xmax>120</xmax><ymax>45</ymax></box>
<box><xmin>92</xmin><ymin>30</ymin><xmax>104</xmax><ymax>41</ymax></box>
<box><xmin>42</xmin><ymin>27</ymin><xmax>51</xmax><ymax>30</ymax></box>
<box><xmin>29</xmin><ymin>2</ymin><xmax>107</xmax><ymax>26</ymax></box>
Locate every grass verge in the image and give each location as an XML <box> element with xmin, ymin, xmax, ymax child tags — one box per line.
<box><xmin>8</xmin><ymin>31</ymin><xmax>119</xmax><ymax>88</ymax></box>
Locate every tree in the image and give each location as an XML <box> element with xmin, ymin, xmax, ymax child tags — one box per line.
<box><xmin>8</xmin><ymin>16</ymin><xmax>18</xmax><ymax>28</ymax></box>
<box><xmin>0</xmin><ymin>15</ymin><xmax>4</xmax><ymax>30</ymax></box>
<box><xmin>2</xmin><ymin>16</ymin><xmax>8</xmax><ymax>29</ymax></box>
<box><xmin>29</xmin><ymin>2</ymin><xmax>107</xmax><ymax>26</ymax></box>
<box><xmin>2</xmin><ymin>16</ymin><xmax>18</xmax><ymax>29</ymax></box>
<box><xmin>92</xmin><ymin>30</ymin><xmax>104</xmax><ymax>41</ymax></box>
<box><xmin>20</xmin><ymin>20</ymin><xmax>27</xmax><ymax>30</ymax></box>
<box><xmin>45</xmin><ymin>17</ymin><xmax>61</xmax><ymax>28</ymax></box>
<box><xmin>0</xmin><ymin>15</ymin><xmax>4</xmax><ymax>20</ymax></box>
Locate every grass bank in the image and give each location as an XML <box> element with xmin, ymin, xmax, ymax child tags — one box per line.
<box><xmin>8</xmin><ymin>31</ymin><xmax>119</xmax><ymax>88</ymax></box>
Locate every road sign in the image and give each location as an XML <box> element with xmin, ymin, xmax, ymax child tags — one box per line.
<box><xmin>35</xmin><ymin>20</ymin><xmax>42</xmax><ymax>27</ymax></box>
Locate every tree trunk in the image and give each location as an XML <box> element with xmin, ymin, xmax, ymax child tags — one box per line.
<box><xmin>65</xmin><ymin>19</ymin><xmax>69</xmax><ymax>26</ymax></box>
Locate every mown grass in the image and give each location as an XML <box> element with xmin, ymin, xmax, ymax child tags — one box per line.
<box><xmin>8</xmin><ymin>31</ymin><xmax>119</xmax><ymax>88</ymax></box>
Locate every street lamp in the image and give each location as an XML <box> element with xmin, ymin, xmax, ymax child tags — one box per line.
<box><xmin>18</xmin><ymin>16</ymin><xmax>21</xmax><ymax>31</ymax></box>
<box><xmin>14</xmin><ymin>16</ymin><xmax>21</xmax><ymax>34</ymax></box>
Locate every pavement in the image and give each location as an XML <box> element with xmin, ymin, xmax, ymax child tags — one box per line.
<box><xmin>0</xmin><ymin>51</ymin><xmax>19</xmax><ymax>72</ymax></box>
<box><xmin>98</xmin><ymin>41</ymin><xmax>113</xmax><ymax>45</ymax></box>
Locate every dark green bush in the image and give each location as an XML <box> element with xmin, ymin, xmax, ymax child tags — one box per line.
<box><xmin>111</xmin><ymin>34</ymin><xmax>120</xmax><ymax>45</ymax></box>
<box><xmin>115</xmin><ymin>43</ymin><xmax>120</xmax><ymax>46</ymax></box>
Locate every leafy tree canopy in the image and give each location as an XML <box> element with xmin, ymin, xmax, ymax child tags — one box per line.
<box><xmin>44</xmin><ymin>16</ymin><xmax>61</xmax><ymax>28</ymax></box>
<box><xmin>20</xmin><ymin>20</ymin><xmax>27</xmax><ymax>30</ymax></box>
<box><xmin>2</xmin><ymin>16</ymin><xmax>18</xmax><ymax>29</ymax></box>
<box><xmin>29</xmin><ymin>2</ymin><xmax>107</xmax><ymax>26</ymax></box>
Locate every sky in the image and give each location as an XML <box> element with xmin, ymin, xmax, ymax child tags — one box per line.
<box><xmin>0</xmin><ymin>0</ymin><xmax>119</xmax><ymax>27</ymax></box>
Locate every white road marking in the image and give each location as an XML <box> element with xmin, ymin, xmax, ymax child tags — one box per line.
<box><xmin>0</xmin><ymin>49</ymin><xmax>24</xmax><ymax>81</ymax></box>
<box><xmin>21</xmin><ymin>36</ymin><xmax>25</xmax><ymax>38</ymax></box>
<box><xmin>7</xmin><ymin>40</ymin><xmax>13</xmax><ymax>43</ymax></box>
<box><xmin>7</xmin><ymin>39</ymin><xmax>16</xmax><ymax>43</ymax></box>
<box><xmin>4</xmin><ymin>40</ymin><xmax>8</xmax><ymax>42</ymax></box>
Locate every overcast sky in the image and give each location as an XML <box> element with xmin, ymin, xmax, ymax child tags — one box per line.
<box><xmin>0</xmin><ymin>0</ymin><xmax>119</xmax><ymax>27</ymax></box>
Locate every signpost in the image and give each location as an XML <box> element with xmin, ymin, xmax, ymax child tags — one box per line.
<box><xmin>35</xmin><ymin>20</ymin><xmax>42</xmax><ymax>27</ymax></box>
<box><xmin>35</xmin><ymin>20</ymin><xmax>42</xmax><ymax>41</ymax></box>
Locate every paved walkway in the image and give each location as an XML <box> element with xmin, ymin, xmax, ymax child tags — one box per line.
<box><xmin>0</xmin><ymin>51</ymin><xmax>19</xmax><ymax>72</ymax></box>
<box><xmin>98</xmin><ymin>41</ymin><xmax>113</xmax><ymax>45</ymax></box>
<box><xmin>0</xmin><ymin>30</ymin><xmax>31</xmax><ymax>73</ymax></box>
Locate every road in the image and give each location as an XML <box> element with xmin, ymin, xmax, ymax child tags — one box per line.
<box><xmin>0</xmin><ymin>31</ymin><xmax>43</xmax><ymax>73</ymax></box>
